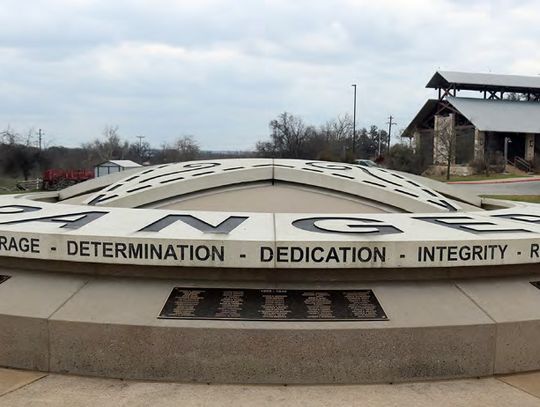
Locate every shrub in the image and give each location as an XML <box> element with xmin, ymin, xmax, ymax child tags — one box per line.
<box><xmin>385</xmin><ymin>144</ymin><xmax>427</xmax><ymax>174</ymax></box>
<box><xmin>533</xmin><ymin>156</ymin><xmax>540</xmax><ymax>173</ymax></box>
<box><xmin>469</xmin><ymin>151</ymin><xmax>506</xmax><ymax>176</ymax></box>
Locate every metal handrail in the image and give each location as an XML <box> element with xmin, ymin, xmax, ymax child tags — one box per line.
<box><xmin>514</xmin><ymin>156</ymin><xmax>532</xmax><ymax>173</ymax></box>
<box><xmin>15</xmin><ymin>178</ymin><xmax>42</xmax><ymax>191</ymax></box>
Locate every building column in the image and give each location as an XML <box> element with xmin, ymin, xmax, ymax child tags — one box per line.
<box><xmin>433</xmin><ymin>114</ymin><xmax>455</xmax><ymax>165</ymax></box>
<box><xmin>432</xmin><ymin>117</ymin><xmax>440</xmax><ymax>164</ymax></box>
<box><xmin>525</xmin><ymin>133</ymin><xmax>535</xmax><ymax>162</ymax></box>
<box><xmin>473</xmin><ymin>129</ymin><xmax>485</xmax><ymax>161</ymax></box>
<box><xmin>412</xmin><ymin>131</ymin><xmax>419</xmax><ymax>153</ymax></box>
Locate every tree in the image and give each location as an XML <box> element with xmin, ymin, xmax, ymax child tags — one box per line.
<box><xmin>0</xmin><ymin>127</ymin><xmax>44</xmax><ymax>180</ymax></box>
<box><xmin>255</xmin><ymin>112</ymin><xmax>396</xmax><ymax>162</ymax></box>
<box><xmin>157</xmin><ymin>135</ymin><xmax>200</xmax><ymax>163</ymax></box>
<box><xmin>175</xmin><ymin>135</ymin><xmax>200</xmax><ymax>161</ymax></box>
<box><xmin>1</xmin><ymin>144</ymin><xmax>38</xmax><ymax>180</ymax></box>
<box><xmin>82</xmin><ymin>125</ymin><xmax>130</xmax><ymax>165</ymax></box>
<box><xmin>317</xmin><ymin>115</ymin><xmax>353</xmax><ymax>161</ymax></box>
<box><xmin>352</xmin><ymin>126</ymin><xmax>389</xmax><ymax>160</ymax></box>
<box><xmin>254</xmin><ymin>140</ymin><xmax>275</xmax><ymax>158</ymax></box>
<box><xmin>434</xmin><ymin>114</ymin><xmax>456</xmax><ymax>180</ymax></box>
<box><xmin>22</xmin><ymin>128</ymin><xmax>37</xmax><ymax>147</ymax></box>
<box><xmin>128</xmin><ymin>139</ymin><xmax>152</xmax><ymax>163</ymax></box>
<box><xmin>257</xmin><ymin>112</ymin><xmax>312</xmax><ymax>158</ymax></box>
<box><xmin>0</xmin><ymin>126</ymin><xmax>19</xmax><ymax>145</ymax></box>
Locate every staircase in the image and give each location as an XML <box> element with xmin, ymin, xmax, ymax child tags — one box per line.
<box><xmin>507</xmin><ymin>156</ymin><xmax>533</xmax><ymax>174</ymax></box>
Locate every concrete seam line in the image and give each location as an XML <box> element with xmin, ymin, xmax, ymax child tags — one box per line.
<box><xmin>272</xmin><ymin>211</ymin><xmax>277</xmax><ymax>269</ymax></box>
<box><xmin>0</xmin><ymin>373</ymin><xmax>47</xmax><ymax>399</ymax></box>
<box><xmin>454</xmin><ymin>283</ymin><xmax>497</xmax><ymax>323</ymax></box>
<box><xmin>272</xmin><ymin>157</ymin><xmax>275</xmax><ymax>185</ymax></box>
<box><xmin>46</xmin><ymin>279</ymin><xmax>92</xmax><ymax>321</ymax></box>
<box><xmin>454</xmin><ymin>282</ymin><xmax>498</xmax><ymax>375</ymax></box>
<box><xmin>45</xmin><ymin>278</ymin><xmax>92</xmax><ymax>371</ymax></box>
<box><xmin>270</xmin><ymin>158</ymin><xmax>277</xmax><ymax>269</ymax></box>
<box><xmin>495</xmin><ymin>377</ymin><xmax>540</xmax><ymax>401</ymax></box>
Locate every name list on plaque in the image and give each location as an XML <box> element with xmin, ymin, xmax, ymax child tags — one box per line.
<box><xmin>159</xmin><ymin>287</ymin><xmax>388</xmax><ymax>321</ymax></box>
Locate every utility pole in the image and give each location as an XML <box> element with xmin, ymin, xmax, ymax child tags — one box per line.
<box><xmin>38</xmin><ymin>128</ymin><xmax>43</xmax><ymax>150</ymax></box>
<box><xmin>351</xmin><ymin>84</ymin><xmax>357</xmax><ymax>157</ymax></box>
<box><xmin>136</xmin><ymin>135</ymin><xmax>145</xmax><ymax>162</ymax></box>
<box><xmin>386</xmin><ymin>115</ymin><xmax>397</xmax><ymax>153</ymax></box>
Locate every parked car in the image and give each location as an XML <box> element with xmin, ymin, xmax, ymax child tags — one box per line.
<box><xmin>354</xmin><ymin>159</ymin><xmax>380</xmax><ymax>168</ymax></box>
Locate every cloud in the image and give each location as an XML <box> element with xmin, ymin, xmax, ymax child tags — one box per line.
<box><xmin>0</xmin><ymin>0</ymin><xmax>539</xmax><ymax>149</ymax></box>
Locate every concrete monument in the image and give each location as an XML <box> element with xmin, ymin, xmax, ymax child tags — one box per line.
<box><xmin>0</xmin><ymin>159</ymin><xmax>539</xmax><ymax>383</ymax></box>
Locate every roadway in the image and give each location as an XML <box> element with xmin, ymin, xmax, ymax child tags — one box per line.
<box><xmin>451</xmin><ymin>179</ymin><xmax>540</xmax><ymax>196</ymax></box>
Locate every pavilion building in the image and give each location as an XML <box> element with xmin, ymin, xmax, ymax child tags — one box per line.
<box><xmin>403</xmin><ymin>71</ymin><xmax>540</xmax><ymax>175</ymax></box>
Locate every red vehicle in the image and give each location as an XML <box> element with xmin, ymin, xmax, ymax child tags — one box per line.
<box><xmin>42</xmin><ymin>169</ymin><xmax>94</xmax><ymax>190</ymax></box>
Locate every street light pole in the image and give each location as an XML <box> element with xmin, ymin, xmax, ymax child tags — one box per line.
<box><xmin>504</xmin><ymin>136</ymin><xmax>511</xmax><ymax>173</ymax></box>
<box><xmin>352</xmin><ymin>84</ymin><xmax>357</xmax><ymax>157</ymax></box>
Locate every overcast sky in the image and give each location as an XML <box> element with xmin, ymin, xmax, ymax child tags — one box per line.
<box><xmin>1</xmin><ymin>0</ymin><xmax>539</xmax><ymax>150</ymax></box>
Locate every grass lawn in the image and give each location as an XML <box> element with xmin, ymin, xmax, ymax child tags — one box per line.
<box><xmin>0</xmin><ymin>177</ymin><xmax>39</xmax><ymax>194</ymax></box>
<box><xmin>482</xmin><ymin>195</ymin><xmax>540</xmax><ymax>204</ymax></box>
<box><xmin>0</xmin><ymin>177</ymin><xmax>18</xmax><ymax>193</ymax></box>
<box><xmin>0</xmin><ymin>190</ymin><xmax>27</xmax><ymax>195</ymax></box>
<box><xmin>429</xmin><ymin>173</ymin><xmax>532</xmax><ymax>183</ymax></box>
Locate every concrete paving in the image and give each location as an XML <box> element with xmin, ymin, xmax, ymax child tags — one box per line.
<box><xmin>499</xmin><ymin>371</ymin><xmax>540</xmax><ymax>399</ymax></box>
<box><xmin>0</xmin><ymin>369</ymin><xmax>44</xmax><ymax>397</ymax></box>
<box><xmin>0</xmin><ymin>368</ymin><xmax>539</xmax><ymax>406</ymax></box>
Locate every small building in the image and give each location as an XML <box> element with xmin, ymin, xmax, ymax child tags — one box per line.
<box><xmin>403</xmin><ymin>71</ymin><xmax>540</xmax><ymax>175</ymax></box>
<box><xmin>94</xmin><ymin>160</ymin><xmax>142</xmax><ymax>178</ymax></box>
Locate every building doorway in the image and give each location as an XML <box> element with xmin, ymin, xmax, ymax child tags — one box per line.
<box><xmin>506</xmin><ymin>133</ymin><xmax>525</xmax><ymax>161</ymax></box>
<box><xmin>486</xmin><ymin>132</ymin><xmax>525</xmax><ymax>162</ymax></box>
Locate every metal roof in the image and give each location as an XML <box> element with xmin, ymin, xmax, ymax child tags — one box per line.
<box><xmin>96</xmin><ymin>160</ymin><xmax>142</xmax><ymax>168</ymax></box>
<box><xmin>427</xmin><ymin>71</ymin><xmax>540</xmax><ymax>92</ymax></box>
<box><xmin>402</xmin><ymin>97</ymin><xmax>540</xmax><ymax>136</ymax></box>
<box><xmin>401</xmin><ymin>99</ymin><xmax>438</xmax><ymax>137</ymax></box>
<box><xmin>447</xmin><ymin>96</ymin><xmax>540</xmax><ymax>133</ymax></box>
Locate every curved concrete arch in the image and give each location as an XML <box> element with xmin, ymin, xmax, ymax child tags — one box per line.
<box><xmin>0</xmin><ymin>160</ymin><xmax>535</xmax><ymax>271</ymax></box>
<box><xmin>81</xmin><ymin>159</ymin><xmax>462</xmax><ymax>213</ymax></box>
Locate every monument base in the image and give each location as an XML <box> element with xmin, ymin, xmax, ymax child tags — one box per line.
<box><xmin>1</xmin><ymin>266</ymin><xmax>540</xmax><ymax>384</ymax></box>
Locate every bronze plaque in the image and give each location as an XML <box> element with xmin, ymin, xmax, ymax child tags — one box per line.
<box><xmin>159</xmin><ymin>287</ymin><xmax>388</xmax><ymax>321</ymax></box>
<box><xmin>0</xmin><ymin>275</ymin><xmax>10</xmax><ymax>285</ymax></box>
